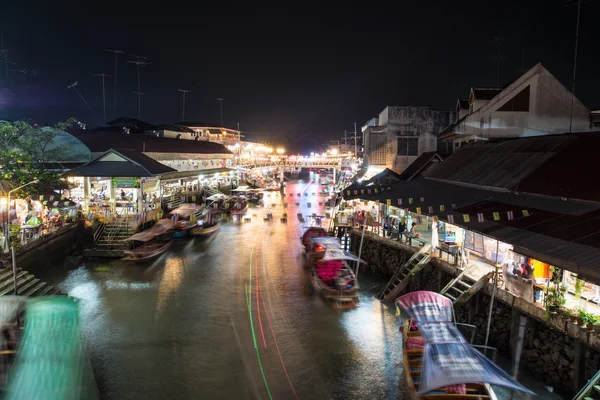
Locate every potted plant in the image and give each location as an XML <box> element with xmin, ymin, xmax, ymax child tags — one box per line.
<box><xmin>593</xmin><ymin>316</ymin><xmax>600</xmax><ymax>333</ymax></box>
<box><xmin>577</xmin><ymin>309</ymin><xmax>586</xmax><ymax>325</ymax></box>
<box><xmin>575</xmin><ymin>278</ymin><xmax>584</xmax><ymax>299</ymax></box>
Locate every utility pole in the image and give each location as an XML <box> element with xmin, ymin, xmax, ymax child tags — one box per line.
<box><xmin>352</xmin><ymin>122</ymin><xmax>358</xmax><ymax>158</ymax></box>
<box><xmin>104</xmin><ymin>49</ymin><xmax>124</xmax><ymax>117</ymax></box>
<box><xmin>178</xmin><ymin>89</ymin><xmax>190</xmax><ymax>121</ymax></box>
<box><xmin>92</xmin><ymin>73</ymin><xmax>112</xmax><ymax>122</ymax></box>
<box><xmin>490</xmin><ymin>31</ymin><xmax>509</xmax><ymax>87</ymax></box>
<box><xmin>127</xmin><ymin>55</ymin><xmax>150</xmax><ymax>120</ymax></box>
<box><xmin>217</xmin><ymin>98</ymin><xmax>224</xmax><ymax>126</ymax></box>
<box><xmin>8</xmin><ymin>69</ymin><xmax>36</xmax><ymax>85</ymax></box>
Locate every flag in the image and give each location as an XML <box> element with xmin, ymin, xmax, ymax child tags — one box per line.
<box><xmin>447</xmin><ymin>215</ymin><xmax>454</xmax><ymax>224</ymax></box>
<box><xmin>397</xmin><ymin>198</ymin><xmax>402</xmax><ymax>206</ymax></box>
<box><xmin>353</xmin><ymin>190</ymin><xmax>358</xmax><ymax>195</ymax></box>
<box><xmin>463</xmin><ymin>214</ymin><xmax>470</xmax><ymax>222</ymax></box>
<box><xmin>493</xmin><ymin>212</ymin><xmax>500</xmax><ymax>221</ymax></box>
<box><xmin>522</xmin><ymin>209</ymin><xmax>530</xmax><ymax>217</ymax></box>
<box><xmin>367</xmin><ymin>189</ymin><xmax>372</xmax><ymax>194</ymax></box>
<box><xmin>346</xmin><ymin>190</ymin><xmax>350</xmax><ymax>196</ymax></box>
<box><xmin>386</xmin><ymin>199</ymin><xmax>391</xmax><ymax>206</ymax></box>
<box><xmin>477</xmin><ymin>213</ymin><xmax>484</xmax><ymax>222</ymax></box>
<box><xmin>440</xmin><ymin>205</ymin><xmax>445</xmax><ymax>212</ymax></box>
<box><xmin>451</xmin><ymin>203</ymin><xmax>457</xmax><ymax>208</ymax></box>
<box><xmin>374</xmin><ymin>188</ymin><xmax>379</xmax><ymax>193</ymax></box>
<box><xmin>420</xmin><ymin>197</ymin><xmax>425</xmax><ymax>202</ymax></box>
<box><xmin>507</xmin><ymin>211</ymin><xmax>514</xmax><ymax>220</ymax></box>
<box><xmin>428</xmin><ymin>206</ymin><xmax>433</xmax><ymax>214</ymax></box>
<box><xmin>361</xmin><ymin>190</ymin><xmax>364</xmax><ymax>194</ymax></box>
<box><xmin>409</xmin><ymin>198</ymin><xmax>413</xmax><ymax>204</ymax></box>
<box><xmin>416</xmin><ymin>207</ymin><xmax>422</xmax><ymax>214</ymax></box>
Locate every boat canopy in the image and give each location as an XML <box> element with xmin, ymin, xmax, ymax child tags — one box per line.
<box><xmin>207</xmin><ymin>193</ymin><xmax>228</xmax><ymax>201</ymax></box>
<box><xmin>321</xmin><ymin>248</ymin><xmax>366</xmax><ymax>263</ymax></box>
<box><xmin>397</xmin><ymin>291</ymin><xmax>534</xmax><ymax>395</ymax></box>
<box><xmin>169</xmin><ymin>203</ymin><xmax>202</xmax><ymax>219</ymax></box>
<box><xmin>311</xmin><ymin>236</ymin><xmax>342</xmax><ymax>249</ymax></box>
<box><xmin>124</xmin><ymin>219</ymin><xmax>175</xmax><ymax>242</ymax></box>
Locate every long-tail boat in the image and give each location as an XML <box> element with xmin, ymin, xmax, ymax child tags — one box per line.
<box><xmin>396</xmin><ymin>291</ymin><xmax>535</xmax><ymax>400</ymax></box>
<box><xmin>122</xmin><ymin>219</ymin><xmax>174</xmax><ymax>263</ymax></box>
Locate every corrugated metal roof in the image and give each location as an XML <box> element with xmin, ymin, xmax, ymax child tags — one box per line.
<box><xmin>398</xmin><ymin>152</ymin><xmax>443</xmax><ymax>181</ymax></box>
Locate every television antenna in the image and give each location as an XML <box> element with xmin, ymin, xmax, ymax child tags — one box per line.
<box><xmin>103</xmin><ymin>49</ymin><xmax>124</xmax><ymax>116</ymax></box>
<box><xmin>490</xmin><ymin>31</ymin><xmax>509</xmax><ymax>86</ymax></box>
<box><xmin>92</xmin><ymin>73</ymin><xmax>112</xmax><ymax>122</ymax></box>
<box><xmin>65</xmin><ymin>81</ymin><xmax>91</xmax><ymax>111</ymax></box>
<box><xmin>7</xmin><ymin>69</ymin><xmax>37</xmax><ymax>85</ymax></box>
<box><xmin>126</xmin><ymin>54</ymin><xmax>151</xmax><ymax>120</ymax></box>
<box><xmin>178</xmin><ymin>89</ymin><xmax>190</xmax><ymax>121</ymax></box>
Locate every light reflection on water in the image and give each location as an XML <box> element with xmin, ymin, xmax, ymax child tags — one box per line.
<box><xmin>46</xmin><ymin>178</ymin><xmax>560</xmax><ymax>400</ymax></box>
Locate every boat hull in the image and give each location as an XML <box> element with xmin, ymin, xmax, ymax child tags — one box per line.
<box><xmin>190</xmin><ymin>224</ymin><xmax>220</xmax><ymax>237</ymax></box>
<box><xmin>311</xmin><ymin>269</ymin><xmax>359</xmax><ymax>307</ymax></box>
<box><xmin>122</xmin><ymin>241</ymin><xmax>172</xmax><ymax>263</ymax></box>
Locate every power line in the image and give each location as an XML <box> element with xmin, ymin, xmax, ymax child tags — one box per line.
<box><xmin>92</xmin><ymin>73</ymin><xmax>112</xmax><ymax>122</ymax></box>
<box><xmin>103</xmin><ymin>49</ymin><xmax>124</xmax><ymax>117</ymax></box>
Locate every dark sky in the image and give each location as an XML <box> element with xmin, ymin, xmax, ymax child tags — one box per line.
<box><xmin>1</xmin><ymin>0</ymin><xmax>600</xmax><ymax>145</ymax></box>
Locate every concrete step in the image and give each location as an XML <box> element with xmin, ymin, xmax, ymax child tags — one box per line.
<box><xmin>17</xmin><ymin>278</ymin><xmax>40</xmax><ymax>295</ymax></box>
<box><xmin>0</xmin><ymin>274</ymin><xmax>35</xmax><ymax>296</ymax></box>
<box><xmin>36</xmin><ymin>284</ymin><xmax>57</xmax><ymax>296</ymax></box>
<box><xmin>0</xmin><ymin>271</ymin><xmax>28</xmax><ymax>293</ymax></box>
<box><xmin>21</xmin><ymin>281</ymin><xmax>49</xmax><ymax>296</ymax></box>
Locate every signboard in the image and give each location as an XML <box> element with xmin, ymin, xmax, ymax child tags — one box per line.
<box><xmin>112</xmin><ymin>177</ymin><xmax>140</xmax><ymax>188</ymax></box>
<box><xmin>464</xmin><ymin>231</ymin><xmax>484</xmax><ymax>254</ymax></box>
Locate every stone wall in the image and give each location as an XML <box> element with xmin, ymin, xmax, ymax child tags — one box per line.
<box><xmin>352</xmin><ymin>231</ymin><xmax>600</xmax><ymax>397</ymax></box>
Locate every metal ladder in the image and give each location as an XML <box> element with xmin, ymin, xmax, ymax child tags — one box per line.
<box><xmin>377</xmin><ymin>244</ymin><xmax>431</xmax><ymax>303</ymax></box>
<box><xmin>441</xmin><ymin>268</ymin><xmax>494</xmax><ymax>306</ymax></box>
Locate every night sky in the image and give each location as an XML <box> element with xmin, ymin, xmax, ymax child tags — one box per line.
<box><xmin>2</xmin><ymin>0</ymin><xmax>600</xmax><ymax>147</ymax></box>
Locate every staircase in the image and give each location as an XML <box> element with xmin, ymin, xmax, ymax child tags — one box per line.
<box><xmin>92</xmin><ymin>216</ymin><xmax>138</xmax><ymax>256</ymax></box>
<box><xmin>377</xmin><ymin>244</ymin><xmax>432</xmax><ymax>303</ymax></box>
<box><xmin>574</xmin><ymin>369</ymin><xmax>600</xmax><ymax>400</ymax></box>
<box><xmin>440</xmin><ymin>269</ymin><xmax>494</xmax><ymax>306</ymax></box>
<box><xmin>0</xmin><ymin>267</ymin><xmax>63</xmax><ymax>297</ymax></box>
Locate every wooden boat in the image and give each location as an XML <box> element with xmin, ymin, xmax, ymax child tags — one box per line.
<box><xmin>301</xmin><ymin>226</ymin><xmax>327</xmax><ymax>252</ymax></box>
<box><xmin>303</xmin><ymin>236</ymin><xmax>341</xmax><ymax>269</ymax></box>
<box><xmin>122</xmin><ymin>240</ymin><xmax>173</xmax><ymax>263</ymax></box>
<box><xmin>311</xmin><ymin>259</ymin><xmax>359</xmax><ymax>306</ymax></box>
<box><xmin>229</xmin><ymin>197</ymin><xmax>248</xmax><ymax>215</ymax></box>
<box><xmin>397</xmin><ymin>291</ymin><xmax>532</xmax><ymax>400</ymax></box>
<box><xmin>401</xmin><ymin>319</ymin><xmax>497</xmax><ymax>400</ymax></box>
<box><xmin>122</xmin><ymin>219</ymin><xmax>174</xmax><ymax>263</ymax></box>
<box><xmin>191</xmin><ymin>221</ymin><xmax>220</xmax><ymax>237</ymax></box>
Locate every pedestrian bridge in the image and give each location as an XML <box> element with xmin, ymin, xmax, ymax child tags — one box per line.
<box><xmin>236</xmin><ymin>160</ymin><xmax>351</xmax><ymax>170</ymax></box>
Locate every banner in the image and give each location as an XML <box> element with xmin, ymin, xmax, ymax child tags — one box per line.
<box><xmin>493</xmin><ymin>212</ymin><xmax>500</xmax><ymax>221</ymax></box>
<box><xmin>463</xmin><ymin>214</ymin><xmax>470</xmax><ymax>223</ymax></box>
<box><xmin>397</xmin><ymin>198</ymin><xmax>402</xmax><ymax>206</ymax></box>
<box><xmin>386</xmin><ymin>199</ymin><xmax>391</xmax><ymax>206</ymax></box>
<box><xmin>416</xmin><ymin>207</ymin><xmax>421</xmax><ymax>214</ymax></box>
<box><xmin>440</xmin><ymin>205</ymin><xmax>445</xmax><ymax>212</ymax></box>
<box><xmin>522</xmin><ymin>209</ymin><xmax>530</xmax><ymax>217</ymax></box>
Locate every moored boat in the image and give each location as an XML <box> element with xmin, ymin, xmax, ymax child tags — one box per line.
<box><xmin>229</xmin><ymin>197</ymin><xmax>248</xmax><ymax>215</ymax></box>
<box><xmin>301</xmin><ymin>226</ymin><xmax>327</xmax><ymax>253</ymax></box>
<box><xmin>396</xmin><ymin>291</ymin><xmax>534</xmax><ymax>400</ymax></box>
<box><xmin>310</xmin><ymin>248</ymin><xmax>363</xmax><ymax>307</ymax></box>
<box><xmin>122</xmin><ymin>219</ymin><xmax>175</xmax><ymax>263</ymax></box>
<box><xmin>303</xmin><ymin>236</ymin><xmax>341</xmax><ymax>268</ymax></box>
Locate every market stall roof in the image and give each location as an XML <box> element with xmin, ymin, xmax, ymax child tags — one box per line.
<box><xmin>159</xmin><ymin>167</ymin><xmax>233</xmax><ymax>181</ymax></box>
<box><xmin>124</xmin><ymin>219</ymin><xmax>175</xmax><ymax>242</ymax></box>
<box><xmin>67</xmin><ymin>148</ymin><xmax>176</xmax><ymax>178</ymax></box>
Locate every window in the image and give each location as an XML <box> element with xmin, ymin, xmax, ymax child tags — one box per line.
<box><xmin>497</xmin><ymin>85</ymin><xmax>530</xmax><ymax>112</ymax></box>
<box><xmin>397</xmin><ymin>137</ymin><xmax>419</xmax><ymax>156</ymax></box>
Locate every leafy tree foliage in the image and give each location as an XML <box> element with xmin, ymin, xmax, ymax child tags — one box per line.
<box><xmin>0</xmin><ymin>118</ymin><xmax>77</xmax><ymax>197</ymax></box>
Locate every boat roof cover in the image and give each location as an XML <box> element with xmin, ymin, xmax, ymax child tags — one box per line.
<box><xmin>321</xmin><ymin>248</ymin><xmax>366</xmax><ymax>263</ymax></box>
<box><xmin>125</xmin><ymin>219</ymin><xmax>175</xmax><ymax>242</ymax></box>
<box><xmin>397</xmin><ymin>291</ymin><xmax>534</xmax><ymax>395</ymax></box>
<box><xmin>169</xmin><ymin>203</ymin><xmax>202</xmax><ymax>219</ymax></box>
<box><xmin>4</xmin><ymin>296</ymin><xmax>99</xmax><ymax>400</ymax></box>
<box><xmin>310</xmin><ymin>236</ymin><xmax>342</xmax><ymax>248</ymax></box>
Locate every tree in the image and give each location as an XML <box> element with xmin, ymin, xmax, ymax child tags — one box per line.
<box><xmin>0</xmin><ymin>118</ymin><xmax>76</xmax><ymax>197</ymax></box>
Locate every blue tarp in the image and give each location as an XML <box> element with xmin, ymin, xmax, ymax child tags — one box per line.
<box><xmin>397</xmin><ymin>291</ymin><xmax>535</xmax><ymax>395</ymax></box>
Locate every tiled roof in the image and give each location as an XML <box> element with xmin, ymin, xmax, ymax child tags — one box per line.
<box><xmin>67</xmin><ymin>148</ymin><xmax>176</xmax><ymax>177</ymax></box>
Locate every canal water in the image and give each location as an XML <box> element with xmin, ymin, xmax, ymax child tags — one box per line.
<box><xmin>40</xmin><ymin>180</ymin><xmax>563</xmax><ymax>399</ymax></box>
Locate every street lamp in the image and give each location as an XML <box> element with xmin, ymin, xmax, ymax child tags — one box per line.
<box><xmin>276</xmin><ymin>148</ymin><xmax>285</xmax><ymax>155</ymax></box>
<box><xmin>7</xmin><ymin>179</ymin><xmax>39</xmax><ymax>295</ymax></box>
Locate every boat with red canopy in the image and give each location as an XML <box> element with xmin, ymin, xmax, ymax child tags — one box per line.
<box><xmin>396</xmin><ymin>291</ymin><xmax>535</xmax><ymax>399</ymax></box>
<box><xmin>301</xmin><ymin>226</ymin><xmax>327</xmax><ymax>252</ymax></box>
<box><xmin>122</xmin><ymin>219</ymin><xmax>174</xmax><ymax>263</ymax></box>
<box><xmin>310</xmin><ymin>247</ymin><xmax>363</xmax><ymax>308</ymax></box>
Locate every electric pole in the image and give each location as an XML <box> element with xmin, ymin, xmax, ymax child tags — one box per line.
<box><xmin>490</xmin><ymin>31</ymin><xmax>509</xmax><ymax>87</ymax></box>
<box><xmin>104</xmin><ymin>49</ymin><xmax>124</xmax><ymax>117</ymax></box>
<box><xmin>352</xmin><ymin>122</ymin><xmax>358</xmax><ymax>158</ymax></box>
<box><xmin>217</xmin><ymin>98</ymin><xmax>224</xmax><ymax>126</ymax></box>
<box><xmin>92</xmin><ymin>73</ymin><xmax>112</xmax><ymax>122</ymax></box>
<box><xmin>177</xmin><ymin>89</ymin><xmax>190</xmax><ymax>121</ymax></box>
<box><xmin>127</xmin><ymin>54</ymin><xmax>150</xmax><ymax>120</ymax></box>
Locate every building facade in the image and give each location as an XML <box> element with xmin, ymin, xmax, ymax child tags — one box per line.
<box><xmin>364</xmin><ymin>106</ymin><xmax>454</xmax><ymax>171</ymax></box>
<box><xmin>440</xmin><ymin>63</ymin><xmax>591</xmax><ymax>150</ymax></box>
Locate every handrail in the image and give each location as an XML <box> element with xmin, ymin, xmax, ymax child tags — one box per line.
<box><xmin>573</xmin><ymin>368</ymin><xmax>600</xmax><ymax>400</ymax></box>
<box><xmin>93</xmin><ymin>222</ymin><xmax>107</xmax><ymax>244</ymax></box>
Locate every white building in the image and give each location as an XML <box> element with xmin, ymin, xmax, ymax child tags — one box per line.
<box><xmin>440</xmin><ymin>63</ymin><xmax>591</xmax><ymax>150</ymax></box>
<box><xmin>363</xmin><ymin>106</ymin><xmax>453</xmax><ymax>171</ymax></box>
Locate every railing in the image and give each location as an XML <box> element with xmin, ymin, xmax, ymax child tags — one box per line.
<box><xmin>573</xmin><ymin>368</ymin><xmax>600</xmax><ymax>400</ymax></box>
<box><xmin>93</xmin><ymin>222</ymin><xmax>107</xmax><ymax>245</ymax></box>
